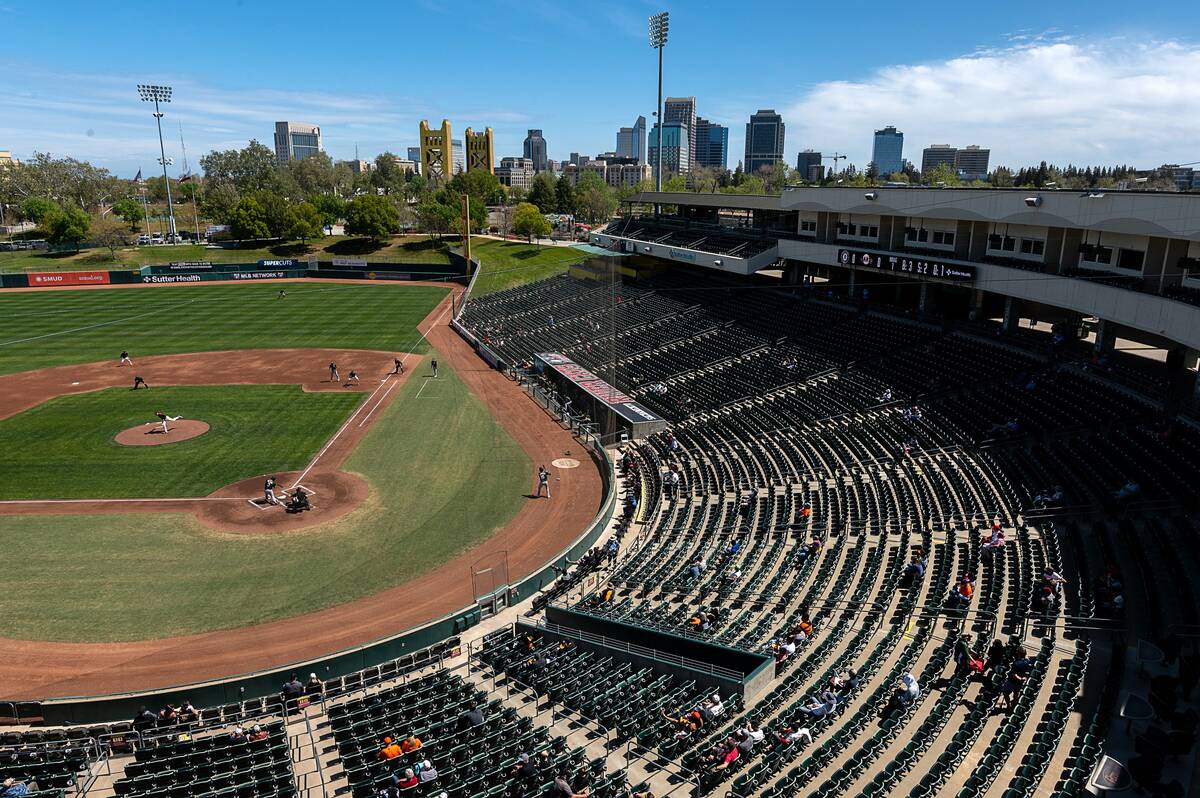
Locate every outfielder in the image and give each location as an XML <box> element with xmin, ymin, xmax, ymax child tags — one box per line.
<box><xmin>154</xmin><ymin>411</ymin><xmax>182</xmax><ymax>434</ymax></box>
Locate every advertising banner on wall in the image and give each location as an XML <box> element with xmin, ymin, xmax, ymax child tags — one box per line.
<box><xmin>27</xmin><ymin>271</ymin><xmax>110</xmax><ymax>287</ymax></box>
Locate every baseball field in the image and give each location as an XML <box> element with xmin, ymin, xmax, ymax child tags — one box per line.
<box><xmin>0</xmin><ymin>279</ymin><xmax>602</xmax><ymax>678</ymax></box>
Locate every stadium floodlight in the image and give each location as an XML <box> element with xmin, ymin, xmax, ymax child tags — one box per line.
<box><xmin>1024</xmin><ymin>196</ymin><xmax>1043</xmax><ymax>207</ymax></box>
<box><xmin>864</xmin><ymin>191</ymin><xmax>878</xmax><ymax>200</ymax></box>
<box><xmin>138</xmin><ymin>84</ymin><xmax>178</xmax><ymax>241</ymax></box>
<box><xmin>649</xmin><ymin>11</ymin><xmax>669</xmax><ymax>193</ymax></box>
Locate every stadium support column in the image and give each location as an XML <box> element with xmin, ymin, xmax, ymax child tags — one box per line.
<box><xmin>918</xmin><ymin>282</ymin><xmax>928</xmax><ymax>316</ymax></box>
<box><xmin>1093</xmin><ymin>319</ymin><xmax>1115</xmax><ymax>355</ymax></box>
<box><xmin>1002</xmin><ymin>297</ymin><xmax>1019</xmax><ymax>334</ymax></box>
<box><xmin>1165</xmin><ymin>346</ymin><xmax>1200</xmax><ymax>408</ymax></box>
<box><xmin>846</xmin><ymin>266</ymin><xmax>855</xmax><ymax>299</ymax></box>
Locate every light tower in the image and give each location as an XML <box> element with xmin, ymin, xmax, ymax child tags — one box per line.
<box><xmin>137</xmin><ymin>84</ymin><xmax>178</xmax><ymax>241</ymax></box>
<box><xmin>648</xmin><ymin>11</ymin><xmax>669</xmax><ymax>192</ymax></box>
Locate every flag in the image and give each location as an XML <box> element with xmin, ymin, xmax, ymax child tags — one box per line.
<box><xmin>133</xmin><ymin>169</ymin><xmax>143</xmax><ymax>183</ymax></box>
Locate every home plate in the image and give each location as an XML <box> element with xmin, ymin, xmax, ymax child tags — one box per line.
<box><xmin>552</xmin><ymin>458</ymin><xmax>580</xmax><ymax>469</ymax></box>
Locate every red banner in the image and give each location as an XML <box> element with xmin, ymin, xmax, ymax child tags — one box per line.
<box><xmin>28</xmin><ymin>271</ymin><xmax>111</xmax><ymax>286</ymax></box>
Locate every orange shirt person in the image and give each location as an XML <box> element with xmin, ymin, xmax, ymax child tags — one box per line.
<box><xmin>400</xmin><ymin>734</ymin><xmax>422</xmax><ymax>753</ymax></box>
<box><xmin>378</xmin><ymin>737</ymin><xmax>402</xmax><ymax>760</ymax></box>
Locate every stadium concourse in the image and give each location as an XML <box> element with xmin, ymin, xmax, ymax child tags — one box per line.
<box><xmin>4</xmin><ymin>262</ymin><xmax>1200</xmax><ymax>798</ymax></box>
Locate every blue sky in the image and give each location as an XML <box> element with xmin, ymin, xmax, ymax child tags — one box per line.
<box><xmin>2</xmin><ymin>0</ymin><xmax>1199</xmax><ymax>178</ymax></box>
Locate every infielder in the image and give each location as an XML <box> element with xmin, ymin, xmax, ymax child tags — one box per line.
<box><xmin>392</xmin><ymin>358</ymin><xmax>405</xmax><ymax>375</ymax></box>
<box><xmin>154</xmin><ymin>411</ymin><xmax>182</xmax><ymax>434</ymax></box>
<box><xmin>119</xmin><ymin>350</ymin><xmax>133</xmax><ymax>367</ymax></box>
<box><xmin>536</xmin><ymin>465</ymin><xmax>551</xmax><ymax>498</ymax></box>
<box><xmin>329</xmin><ymin>362</ymin><xmax>340</xmax><ymax>382</ymax></box>
<box><xmin>132</xmin><ymin>375</ymin><xmax>149</xmax><ymax>390</ymax></box>
<box><xmin>264</xmin><ymin>476</ymin><xmax>279</xmax><ymax>506</ymax></box>
<box><xmin>347</xmin><ymin>370</ymin><xmax>360</xmax><ymax>385</ymax></box>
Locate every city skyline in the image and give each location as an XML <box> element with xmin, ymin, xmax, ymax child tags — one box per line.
<box><xmin>2</xmin><ymin>0</ymin><xmax>1200</xmax><ymax>177</ymax></box>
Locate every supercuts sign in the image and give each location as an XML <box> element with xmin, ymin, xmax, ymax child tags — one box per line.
<box><xmin>838</xmin><ymin>249</ymin><xmax>976</xmax><ymax>282</ymax></box>
<box><xmin>535</xmin><ymin>352</ymin><xmax>663</xmax><ymax>424</ymax></box>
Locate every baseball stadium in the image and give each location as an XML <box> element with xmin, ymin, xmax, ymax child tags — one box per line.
<box><xmin>4</xmin><ymin>184</ymin><xmax>1200</xmax><ymax>798</ymax></box>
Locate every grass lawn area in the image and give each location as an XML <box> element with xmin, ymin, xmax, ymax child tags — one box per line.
<box><xmin>469</xmin><ymin>238</ymin><xmax>589</xmax><ymax>297</ymax></box>
<box><xmin>0</xmin><ymin>385</ymin><xmax>362</xmax><ymax>500</ymax></box>
<box><xmin>0</xmin><ymin>351</ymin><xmax>530</xmax><ymax>641</ymax></box>
<box><xmin>0</xmin><ymin>282</ymin><xmax>447</xmax><ymax>376</ymax></box>
<box><xmin>0</xmin><ymin>235</ymin><xmax>455</xmax><ymax>273</ymax></box>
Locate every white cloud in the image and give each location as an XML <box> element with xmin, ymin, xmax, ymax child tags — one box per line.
<box><xmin>783</xmin><ymin>39</ymin><xmax>1200</xmax><ymax>170</ymax></box>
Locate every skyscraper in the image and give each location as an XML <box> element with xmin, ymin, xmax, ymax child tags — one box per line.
<box><xmin>648</xmin><ymin>122</ymin><xmax>690</xmax><ymax>181</ymax></box>
<box><xmin>744</xmin><ymin>110</ymin><xmax>785</xmax><ymax>174</ymax></box>
<box><xmin>921</xmin><ymin>145</ymin><xmax>957</xmax><ymax>175</ymax></box>
<box><xmin>796</xmin><ymin>150</ymin><xmax>823</xmax><ymax>182</ymax></box>
<box><xmin>871</xmin><ymin>126</ymin><xmax>904</xmax><ymax>177</ymax></box>
<box><xmin>523</xmin><ymin>129</ymin><xmax>548</xmax><ymax>172</ymax></box>
<box><xmin>954</xmin><ymin>145</ymin><xmax>991</xmax><ymax>181</ymax></box>
<box><xmin>273</xmin><ymin>121</ymin><xmax>322</xmax><ymax>164</ymax></box>
<box><xmin>616</xmin><ymin>115</ymin><xmax>647</xmax><ymax>165</ymax></box>
<box><xmin>663</xmin><ymin>97</ymin><xmax>697</xmax><ymax>172</ymax></box>
<box><xmin>406</xmin><ymin>146</ymin><xmax>423</xmax><ymax>174</ymax></box>
<box><xmin>693</xmin><ymin>118</ymin><xmax>729</xmax><ymax>170</ymax></box>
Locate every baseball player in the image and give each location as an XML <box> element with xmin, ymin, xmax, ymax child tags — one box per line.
<box><xmin>277</xmin><ymin>289</ymin><xmax>287</xmax><ymax>299</ymax></box>
<box><xmin>431</xmin><ymin>358</ymin><xmax>439</xmax><ymax>378</ymax></box>
<box><xmin>154</xmin><ymin>411</ymin><xmax>182</xmax><ymax>434</ymax></box>
<box><xmin>132</xmin><ymin>375</ymin><xmax>149</xmax><ymax>390</ymax></box>
<box><xmin>329</xmin><ymin>362</ymin><xmax>340</xmax><ymax>382</ymax></box>
<box><xmin>536</xmin><ymin>465</ymin><xmax>551</xmax><ymax>498</ymax></box>
<box><xmin>119</xmin><ymin>350</ymin><xmax>133</xmax><ymax>367</ymax></box>
<box><xmin>392</xmin><ymin>357</ymin><xmax>405</xmax><ymax>375</ymax></box>
<box><xmin>264</xmin><ymin>476</ymin><xmax>279</xmax><ymax>506</ymax></box>
<box><xmin>347</xmin><ymin>370</ymin><xmax>360</xmax><ymax>385</ymax></box>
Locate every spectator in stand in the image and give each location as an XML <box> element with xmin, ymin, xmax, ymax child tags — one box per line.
<box><xmin>982</xmin><ymin>527</ymin><xmax>1005</xmax><ymax>559</ymax></box>
<box><xmin>949</xmin><ymin>574</ymin><xmax>974</xmax><ymax>608</ymax></box>
<box><xmin>1</xmin><ymin>780</ymin><xmax>36</xmax><ymax>798</ymax></box>
<box><xmin>510</xmin><ymin>753</ymin><xmax>537</xmax><ymax>781</ymax></box>
<box><xmin>400</xmin><ymin>733</ymin><xmax>422</xmax><ymax>753</ymax></box>
<box><xmin>894</xmin><ymin>673</ymin><xmax>921</xmax><ymax>707</ymax></box>
<box><xmin>904</xmin><ymin>548</ymin><xmax>927</xmax><ymax>583</ymax></box>
<box><xmin>798</xmin><ymin>691</ymin><xmax>838</xmax><ymax>718</ymax></box>
<box><xmin>550</xmin><ymin>767</ymin><xmax>588</xmax><ymax>798</ymax></box>
<box><xmin>378</xmin><ymin>737</ymin><xmax>403</xmax><ymax>760</ymax></box>
<box><xmin>133</xmin><ymin>706</ymin><xmax>157</xmax><ymax>733</ymax></box>
<box><xmin>393</xmin><ymin>769</ymin><xmax>418</xmax><ymax>790</ymax></box>
<box><xmin>605</xmin><ymin>536</ymin><xmax>619</xmax><ymax>567</ymax></box>
<box><xmin>775</xmin><ymin>726</ymin><xmax>812</xmax><ymax>746</ymax></box>
<box><xmin>179</xmin><ymin>700</ymin><xmax>200</xmax><ymax>725</ymax></box>
<box><xmin>792</xmin><ymin>615</ymin><xmax>815</xmax><ymax>642</ymax></box>
<box><xmin>736</xmin><ymin>721</ymin><xmax>765</xmax><ymax>755</ymax></box>
<box><xmin>158</xmin><ymin>704</ymin><xmax>179</xmax><ymax>726</ymax></box>
<box><xmin>282</xmin><ymin>674</ymin><xmax>304</xmax><ymax>705</ymax></box>
<box><xmin>228</xmin><ymin>726</ymin><xmax>247</xmax><ymax>742</ymax></box>
<box><xmin>458</xmin><ymin>702</ymin><xmax>485</xmax><ymax>731</ymax></box>
<box><xmin>708</xmin><ymin>738</ymin><xmax>742</xmax><ymax>773</ymax></box>
<box><xmin>799</xmin><ymin>502</ymin><xmax>813</xmax><ymax>520</ymax></box>
<box><xmin>726</xmin><ymin>538</ymin><xmax>742</xmax><ymax>558</ymax></box>
<box><xmin>662</xmin><ymin>706</ymin><xmax>703</xmax><ymax>738</ymax></box>
<box><xmin>1033</xmin><ymin>486</ymin><xmax>1064</xmax><ymax>509</ymax></box>
<box><xmin>984</xmin><ymin>639</ymin><xmax>1008</xmax><ymax>674</ymax></box>
<box><xmin>954</xmin><ymin>633</ymin><xmax>973</xmax><ymax>675</ymax></box>
<box><xmin>723</xmin><ymin>567</ymin><xmax>742</xmax><ymax>583</ymax></box>
<box><xmin>1000</xmin><ymin>665</ymin><xmax>1027</xmax><ymax>712</ymax></box>
<box><xmin>305</xmin><ymin>673</ymin><xmax>325</xmax><ymax>696</ymax></box>
<box><xmin>247</xmin><ymin>725</ymin><xmax>268</xmax><ymax>742</ymax></box>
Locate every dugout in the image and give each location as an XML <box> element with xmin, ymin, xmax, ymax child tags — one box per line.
<box><xmin>533</xmin><ymin>606</ymin><xmax>774</xmax><ymax>701</ymax></box>
<box><xmin>532</xmin><ymin>352</ymin><xmax>667</xmax><ymax>444</ymax></box>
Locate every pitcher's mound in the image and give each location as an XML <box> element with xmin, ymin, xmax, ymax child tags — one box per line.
<box><xmin>115</xmin><ymin>419</ymin><xmax>210</xmax><ymax>446</ymax></box>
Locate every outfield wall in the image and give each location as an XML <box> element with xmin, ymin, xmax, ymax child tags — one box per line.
<box><xmin>0</xmin><ymin>258</ymin><xmax>471</xmax><ymax>290</ymax></box>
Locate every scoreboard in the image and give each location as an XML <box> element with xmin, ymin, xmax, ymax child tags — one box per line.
<box><xmin>838</xmin><ymin>249</ymin><xmax>977</xmax><ymax>283</ymax></box>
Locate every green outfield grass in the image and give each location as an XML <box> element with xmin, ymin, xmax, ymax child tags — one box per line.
<box><xmin>0</xmin><ymin>235</ymin><xmax>456</xmax><ymax>273</ymax></box>
<box><xmin>0</xmin><ymin>385</ymin><xmax>362</xmax><ymax>500</ymax></box>
<box><xmin>469</xmin><ymin>238</ymin><xmax>589</xmax><ymax>296</ymax></box>
<box><xmin>0</xmin><ymin>282</ymin><xmax>448</xmax><ymax>376</ymax></box>
<box><xmin>0</xmin><ymin>352</ymin><xmax>531</xmax><ymax>641</ymax></box>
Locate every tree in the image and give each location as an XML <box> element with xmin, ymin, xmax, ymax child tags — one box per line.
<box><xmin>690</xmin><ymin>166</ymin><xmax>722</xmax><ymax>193</ymax></box>
<box><xmin>21</xmin><ymin>197</ymin><xmax>59</xmax><ymax>225</ymax></box>
<box><xmin>345</xmin><ymin>194</ymin><xmax>400</xmax><ymax>240</ymax></box>
<box><xmin>310</xmin><ymin>193</ymin><xmax>346</xmax><ymax>227</ymax></box>
<box><xmin>371</xmin><ymin>152</ymin><xmax>413</xmax><ymax>196</ymax></box>
<box><xmin>43</xmin><ymin>203</ymin><xmax>92</xmax><ymax>248</ymax></box>
<box><xmin>415</xmin><ymin>196</ymin><xmax>456</xmax><ymax>239</ymax></box>
<box><xmin>758</xmin><ymin>161</ymin><xmax>790</xmax><ymax>193</ymax></box>
<box><xmin>229</xmin><ymin>196</ymin><xmax>271</xmax><ymax>240</ymax></box>
<box><xmin>199</xmin><ymin>140</ymin><xmax>277</xmax><ymax>194</ymax></box>
<box><xmin>449</xmin><ymin>169</ymin><xmax>505</xmax><ymax>207</ymax></box>
<box><xmin>92</xmin><ymin>217</ymin><xmax>131</xmax><ymax>260</ymax></box>
<box><xmin>283</xmin><ymin>202</ymin><xmax>325</xmax><ymax>244</ymax></box>
<box><xmin>526</xmin><ymin>172</ymin><xmax>556</xmax><ymax>213</ymax></box>
<box><xmin>664</xmin><ymin>174</ymin><xmax>687</xmax><ymax>192</ymax></box>
<box><xmin>554</xmin><ymin>176</ymin><xmax>576</xmax><ymax>215</ymax></box>
<box><xmin>201</xmin><ymin>182</ymin><xmax>240</xmax><ymax>225</ymax></box>
<box><xmin>111</xmin><ymin>198</ymin><xmax>145</xmax><ymax>230</ymax></box>
<box><xmin>922</xmin><ymin>162</ymin><xmax>961</xmax><ymax>187</ymax></box>
<box><xmin>249</xmin><ymin>189</ymin><xmax>289</xmax><ymax>238</ymax></box>
<box><xmin>512</xmin><ymin>202</ymin><xmax>551</xmax><ymax>243</ymax></box>
<box><xmin>574</xmin><ymin>172</ymin><xmax>617</xmax><ymax>224</ymax></box>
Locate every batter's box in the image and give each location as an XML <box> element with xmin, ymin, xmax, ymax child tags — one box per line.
<box><xmin>246</xmin><ymin>497</ymin><xmax>281</xmax><ymax>511</ymax></box>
